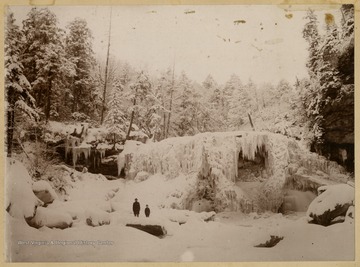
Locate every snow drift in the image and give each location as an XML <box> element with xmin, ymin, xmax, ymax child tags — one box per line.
<box><xmin>5</xmin><ymin>159</ymin><xmax>43</xmax><ymax>219</ymax></box>
<box><xmin>124</xmin><ymin>131</ymin><xmax>349</xmax><ymax>212</ymax></box>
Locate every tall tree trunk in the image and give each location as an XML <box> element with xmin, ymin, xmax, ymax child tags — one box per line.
<box><xmin>165</xmin><ymin>59</ymin><xmax>175</xmax><ymax>138</ymax></box>
<box><xmin>45</xmin><ymin>78</ymin><xmax>52</xmax><ymax>123</ymax></box>
<box><xmin>162</xmin><ymin>98</ymin><xmax>166</xmax><ymax>139</ymax></box>
<box><xmin>7</xmin><ymin>105</ymin><xmax>15</xmax><ymax>158</ymax></box>
<box><xmin>100</xmin><ymin>7</ymin><xmax>112</xmax><ymax>125</ymax></box>
<box><xmin>163</xmin><ymin>112</ymin><xmax>167</xmax><ymax>139</ymax></box>
<box><xmin>125</xmin><ymin>96</ymin><xmax>137</xmax><ymax>140</ymax></box>
<box><xmin>71</xmin><ymin>77</ymin><xmax>77</xmax><ymax>113</ymax></box>
<box><xmin>248</xmin><ymin>112</ymin><xmax>255</xmax><ymax>131</ymax></box>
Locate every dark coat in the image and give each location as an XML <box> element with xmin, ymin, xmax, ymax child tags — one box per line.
<box><xmin>145</xmin><ymin>207</ymin><xmax>150</xmax><ymax>217</ymax></box>
<box><xmin>133</xmin><ymin>201</ymin><xmax>140</xmax><ymax>213</ymax></box>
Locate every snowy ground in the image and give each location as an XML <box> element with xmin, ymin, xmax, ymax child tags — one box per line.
<box><xmin>5</xmin><ymin>160</ymin><xmax>355</xmax><ymax>262</ymax></box>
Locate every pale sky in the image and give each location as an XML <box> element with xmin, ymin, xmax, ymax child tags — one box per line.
<box><xmin>10</xmin><ymin>5</ymin><xmax>342</xmax><ymax>85</ymax></box>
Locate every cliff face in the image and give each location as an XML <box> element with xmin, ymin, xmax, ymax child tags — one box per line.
<box><xmin>322</xmin><ymin>86</ymin><xmax>354</xmax><ymax>144</ymax></box>
<box><xmin>321</xmin><ymin>85</ymin><xmax>354</xmax><ymax>172</ymax></box>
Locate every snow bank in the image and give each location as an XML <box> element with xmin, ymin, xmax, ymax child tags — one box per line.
<box><xmin>126</xmin><ymin>131</ymin><xmax>349</xmax><ymax>212</ymax></box>
<box><xmin>6</xmin><ymin>159</ymin><xmax>43</xmax><ymax>219</ymax></box>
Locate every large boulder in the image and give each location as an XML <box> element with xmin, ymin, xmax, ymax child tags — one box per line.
<box><xmin>27</xmin><ymin>207</ymin><xmax>73</xmax><ymax>229</ymax></box>
<box><xmin>32</xmin><ymin>180</ymin><xmax>58</xmax><ymax>205</ymax></box>
<box><xmin>306</xmin><ymin>183</ymin><xmax>354</xmax><ymax>226</ymax></box>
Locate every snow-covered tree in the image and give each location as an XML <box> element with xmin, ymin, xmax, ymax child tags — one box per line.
<box><xmin>22</xmin><ymin>7</ymin><xmax>75</xmax><ymax>122</ymax></box>
<box><xmin>228</xmin><ymin>89</ymin><xmax>251</xmax><ymax>129</ymax></box>
<box><xmin>300</xmin><ymin>6</ymin><xmax>354</xmax><ymax>157</ymax></box>
<box><xmin>65</xmin><ymin>18</ymin><xmax>96</xmax><ymax>117</ymax></box>
<box><xmin>222</xmin><ymin>74</ymin><xmax>243</xmax><ymax>126</ymax></box>
<box><xmin>5</xmin><ymin>10</ymin><xmax>38</xmax><ymax>157</ymax></box>
<box><xmin>303</xmin><ymin>9</ymin><xmax>322</xmax><ymax>78</ymax></box>
<box><xmin>173</xmin><ymin>72</ymin><xmax>197</xmax><ymax>136</ymax></box>
<box><xmin>104</xmin><ymin>79</ymin><xmax>126</xmax><ymax>142</ymax></box>
<box><xmin>338</xmin><ymin>4</ymin><xmax>354</xmax><ymax>85</ymax></box>
<box><xmin>202</xmin><ymin>74</ymin><xmax>218</xmax><ymax>91</ymax></box>
<box><xmin>125</xmin><ymin>71</ymin><xmax>152</xmax><ymax>140</ymax></box>
<box><xmin>138</xmin><ymin>89</ymin><xmax>164</xmax><ymax>140</ymax></box>
<box><xmin>155</xmin><ymin>68</ymin><xmax>174</xmax><ymax>139</ymax></box>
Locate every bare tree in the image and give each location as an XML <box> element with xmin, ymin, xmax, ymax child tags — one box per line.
<box><xmin>100</xmin><ymin>7</ymin><xmax>112</xmax><ymax>124</ymax></box>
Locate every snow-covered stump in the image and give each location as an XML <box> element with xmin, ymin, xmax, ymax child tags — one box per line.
<box><xmin>124</xmin><ymin>131</ymin><xmax>350</xmax><ymax>213</ymax></box>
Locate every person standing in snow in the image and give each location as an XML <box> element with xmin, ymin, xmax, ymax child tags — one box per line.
<box><xmin>133</xmin><ymin>198</ymin><xmax>140</xmax><ymax>217</ymax></box>
<box><xmin>145</xmin><ymin>205</ymin><xmax>150</xmax><ymax>217</ymax></box>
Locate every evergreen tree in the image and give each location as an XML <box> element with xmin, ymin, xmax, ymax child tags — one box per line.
<box><xmin>303</xmin><ymin>9</ymin><xmax>321</xmax><ymax>78</ymax></box>
<box><xmin>5</xmin><ymin>10</ymin><xmax>38</xmax><ymax>157</ymax></box>
<box><xmin>22</xmin><ymin>7</ymin><xmax>75</xmax><ymax>122</ymax></box>
<box><xmin>104</xmin><ymin>80</ymin><xmax>126</xmax><ymax>142</ymax></box>
<box><xmin>196</xmin><ymin>75</ymin><xmax>223</xmax><ymax>132</ymax></box>
<box><xmin>227</xmin><ymin>79</ymin><xmax>251</xmax><ymax>129</ymax></box>
<box><xmin>65</xmin><ymin>18</ymin><xmax>96</xmax><ymax>117</ymax></box>
<box><xmin>223</xmin><ymin>74</ymin><xmax>243</xmax><ymax>126</ymax></box>
<box><xmin>125</xmin><ymin>71</ymin><xmax>152</xmax><ymax>140</ymax></box>
<box><xmin>202</xmin><ymin>74</ymin><xmax>218</xmax><ymax>91</ymax></box>
<box><xmin>156</xmin><ymin>68</ymin><xmax>173</xmax><ymax>139</ymax></box>
<box><xmin>173</xmin><ymin>72</ymin><xmax>197</xmax><ymax>136</ymax></box>
<box><xmin>338</xmin><ymin>4</ymin><xmax>354</xmax><ymax>85</ymax></box>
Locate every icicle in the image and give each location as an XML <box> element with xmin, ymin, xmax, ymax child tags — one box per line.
<box><xmin>73</xmin><ymin>150</ymin><xmax>77</xmax><ymax>167</ymax></box>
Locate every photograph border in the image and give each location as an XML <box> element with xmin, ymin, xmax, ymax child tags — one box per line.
<box><xmin>0</xmin><ymin>0</ymin><xmax>358</xmax><ymax>266</ymax></box>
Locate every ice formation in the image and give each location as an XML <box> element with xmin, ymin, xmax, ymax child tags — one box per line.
<box><xmin>124</xmin><ymin>131</ymin><xmax>349</xmax><ymax>212</ymax></box>
<box><xmin>117</xmin><ymin>141</ymin><xmax>143</xmax><ymax>176</ymax></box>
<box><xmin>72</xmin><ymin>143</ymin><xmax>92</xmax><ymax>167</ymax></box>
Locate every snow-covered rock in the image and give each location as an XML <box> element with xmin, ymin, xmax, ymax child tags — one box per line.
<box><xmin>134</xmin><ymin>171</ymin><xmax>150</xmax><ymax>182</ymax></box>
<box><xmin>306</xmin><ymin>183</ymin><xmax>354</xmax><ymax>226</ymax></box>
<box><xmin>27</xmin><ymin>207</ymin><xmax>73</xmax><ymax>229</ymax></box>
<box><xmin>159</xmin><ymin>209</ymin><xmax>216</xmax><ymax>224</ymax></box>
<box><xmin>6</xmin><ymin>159</ymin><xmax>43</xmax><ymax>220</ymax></box>
<box><xmin>85</xmin><ymin>209</ymin><xmax>111</xmax><ymax>227</ymax></box>
<box><xmin>32</xmin><ymin>180</ymin><xmax>58</xmax><ymax>205</ymax></box>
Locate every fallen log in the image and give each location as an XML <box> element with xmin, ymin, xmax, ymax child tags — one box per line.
<box><xmin>126</xmin><ymin>224</ymin><xmax>166</xmax><ymax>237</ymax></box>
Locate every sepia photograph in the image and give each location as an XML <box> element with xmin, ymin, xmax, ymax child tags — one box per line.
<box><xmin>4</xmin><ymin>3</ymin><xmax>355</xmax><ymax>262</ymax></box>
